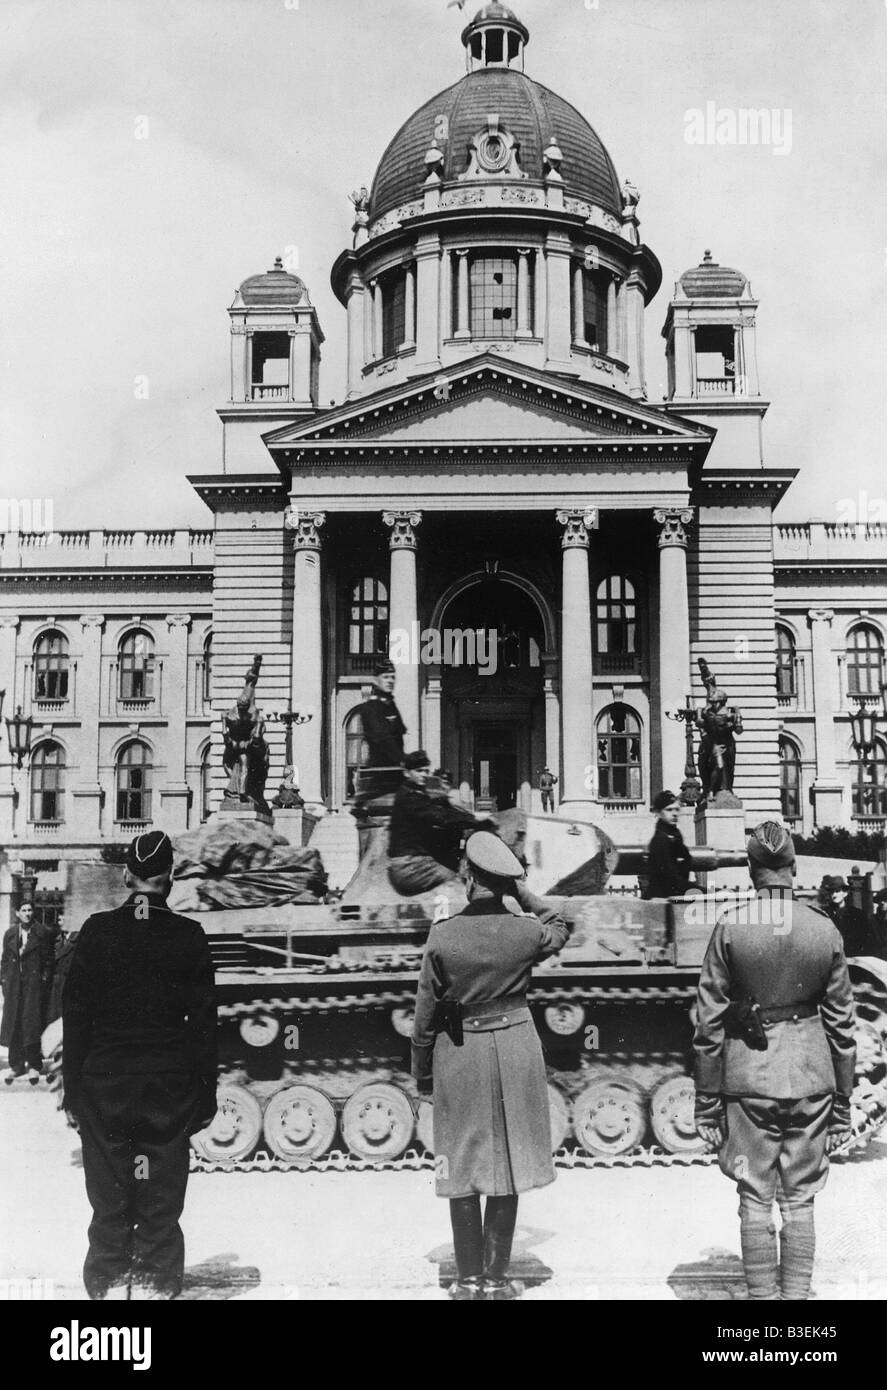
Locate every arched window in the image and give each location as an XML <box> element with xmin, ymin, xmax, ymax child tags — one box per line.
<box><xmin>595</xmin><ymin>576</ymin><xmax>637</xmax><ymax>657</ymax></box>
<box><xmin>596</xmin><ymin>705</ymin><xmax>642</xmax><ymax>801</ymax></box>
<box><xmin>33</xmin><ymin>630</ymin><xmax>69</xmax><ymax>701</ymax></box>
<box><xmin>30</xmin><ymin>741</ymin><xmax>65</xmax><ymax>822</ymax></box>
<box><xmin>200</xmin><ymin>745</ymin><xmax>213</xmax><ymax>822</ymax></box>
<box><xmin>775</xmin><ymin>625</ymin><xmax>796</xmax><ymax>698</ymax></box>
<box><xmin>202</xmin><ymin>631</ymin><xmax>213</xmax><ymax>704</ymax></box>
<box><xmin>344</xmin><ymin>709</ymin><xmax>370</xmax><ymax>799</ymax></box>
<box><xmin>846</xmin><ymin>624</ymin><xmax>884</xmax><ymax>697</ymax></box>
<box><xmin>779</xmin><ymin>737</ymin><xmax>802</xmax><ymax>821</ymax></box>
<box><xmin>116</xmin><ymin>741</ymin><xmax>153</xmax><ymax>823</ymax></box>
<box><xmin>348</xmin><ymin>577</ymin><xmax>389</xmax><ymax>658</ymax></box>
<box><xmin>118</xmin><ymin>629</ymin><xmax>155</xmax><ymax>701</ymax></box>
<box><xmin>853</xmin><ymin>740</ymin><xmax>887</xmax><ymax>818</ymax></box>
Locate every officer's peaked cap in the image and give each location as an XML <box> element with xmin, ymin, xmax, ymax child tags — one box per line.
<box><xmin>373</xmin><ymin>659</ymin><xmax>396</xmax><ymax>675</ymax></box>
<box><xmin>126</xmin><ymin>829</ymin><xmax>174</xmax><ymax>878</ymax></box>
<box><xmin>747</xmin><ymin>821</ymin><xmax>795</xmax><ymax>869</ymax></box>
<box><xmin>465</xmin><ymin>831</ymin><xmax>524</xmax><ymax>881</ymax></box>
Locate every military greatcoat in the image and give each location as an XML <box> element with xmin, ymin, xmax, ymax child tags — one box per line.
<box><xmin>412</xmin><ymin>889</ymin><xmax>571</xmax><ymax>1198</ymax></box>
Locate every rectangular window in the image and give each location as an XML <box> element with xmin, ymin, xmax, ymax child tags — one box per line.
<box><xmin>470</xmin><ymin>256</ymin><xmax>517</xmax><ymax>339</ymax></box>
<box><xmin>582</xmin><ymin>273</ymin><xmax>607</xmax><ymax>352</ymax></box>
<box><xmin>382</xmin><ymin>272</ymin><xmax>406</xmax><ymax>358</ymax></box>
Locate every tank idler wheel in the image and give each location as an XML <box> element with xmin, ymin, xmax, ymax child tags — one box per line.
<box><xmin>342</xmin><ymin>1083</ymin><xmax>416</xmax><ymax>1161</ymax></box>
<box><xmin>572</xmin><ymin>1076</ymin><xmax>646</xmax><ymax>1156</ymax></box>
<box><xmin>416</xmin><ymin>1099</ymin><xmax>435</xmax><ymax>1153</ymax></box>
<box><xmin>238</xmin><ymin>1014</ymin><xmax>281</xmax><ymax>1049</ymax></box>
<box><xmin>390</xmin><ymin>1007</ymin><xmax>415</xmax><ymax>1038</ymax></box>
<box><xmin>263</xmin><ymin>1085</ymin><xmax>338</xmax><ymax>1161</ymax></box>
<box><xmin>191</xmin><ymin>1084</ymin><xmax>263</xmax><ymax>1162</ymax></box>
<box><xmin>548</xmin><ymin>1084</ymin><xmax>571</xmax><ymax>1151</ymax></box>
<box><xmin>543</xmin><ymin>1004</ymin><xmax>585</xmax><ymax>1038</ymax></box>
<box><xmin>649</xmin><ymin>1073</ymin><xmax>707</xmax><ymax>1153</ymax></box>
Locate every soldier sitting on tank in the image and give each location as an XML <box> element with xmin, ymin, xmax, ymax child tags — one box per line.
<box><xmin>388</xmin><ymin>751</ymin><xmax>493</xmax><ymax>896</ymax></box>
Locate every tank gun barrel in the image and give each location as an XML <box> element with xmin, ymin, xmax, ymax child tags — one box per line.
<box><xmin>614</xmin><ymin>845</ymin><xmax>749</xmax><ymax>877</ymax></box>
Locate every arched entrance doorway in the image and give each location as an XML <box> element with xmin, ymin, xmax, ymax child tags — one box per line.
<box><xmin>436</xmin><ymin>575</ymin><xmax>550</xmax><ymax>811</ymax></box>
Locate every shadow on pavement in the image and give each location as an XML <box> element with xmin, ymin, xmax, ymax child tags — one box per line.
<box><xmin>667</xmin><ymin>1246</ymin><xmax>747</xmax><ymax>1301</ymax></box>
<box><xmin>180</xmin><ymin>1253</ymin><xmax>262</xmax><ymax>1300</ymax></box>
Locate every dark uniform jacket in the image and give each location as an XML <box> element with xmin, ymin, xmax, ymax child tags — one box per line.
<box><xmin>389</xmin><ymin>782</ymin><xmax>481</xmax><ymax>868</ymax></box>
<box><xmin>0</xmin><ymin>923</ymin><xmax>54</xmax><ymax>1050</ymax></box>
<box><xmin>694</xmin><ymin>893</ymin><xmax>856</xmax><ymax>1100</ymax></box>
<box><xmin>359</xmin><ymin>694</ymin><xmax>406</xmax><ymax>767</ymax></box>
<box><xmin>643</xmin><ymin>821</ymin><xmax>691</xmax><ymax>899</ymax></box>
<box><xmin>62</xmin><ymin>893</ymin><xmax>217</xmax><ymax>1112</ymax></box>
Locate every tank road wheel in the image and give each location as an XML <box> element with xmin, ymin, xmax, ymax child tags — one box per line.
<box><xmin>262</xmin><ymin>1085</ymin><xmax>338</xmax><ymax>1162</ymax></box>
<box><xmin>416</xmin><ymin>1100</ymin><xmax>435</xmax><ymax>1154</ymax></box>
<box><xmin>543</xmin><ymin>1004</ymin><xmax>585</xmax><ymax>1038</ymax></box>
<box><xmin>649</xmin><ymin>1073</ymin><xmax>706</xmax><ymax>1153</ymax></box>
<box><xmin>238</xmin><ymin>1014</ymin><xmax>280</xmax><ymax>1049</ymax></box>
<box><xmin>191</xmin><ymin>1084</ymin><xmax>263</xmax><ymax>1163</ymax></box>
<box><xmin>342</xmin><ymin>1083</ymin><xmax>416</xmax><ymax>1161</ymax></box>
<box><xmin>390</xmin><ymin>1007</ymin><xmax>415</xmax><ymax>1039</ymax></box>
<box><xmin>572</xmin><ymin>1077</ymin><xmax>646</xmax><ymax>1157</ymax></box>
<box><xmin>548</xmin><ymin>1085</ymin><xmax>571</xmax><ymax>1151</ymax></box>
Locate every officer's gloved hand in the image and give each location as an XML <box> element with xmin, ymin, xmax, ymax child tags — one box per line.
<box><xmin>694</xmin><ymin>1091</ymin><xmax>725</xmax><ymax>1149</ymax></box>
<box><xmin>826</xmin><ymin>1093</ymin><xmax>852</xmax><ymax>1153</ymax></box>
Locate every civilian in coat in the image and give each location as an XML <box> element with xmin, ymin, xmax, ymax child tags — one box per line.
<box><xmin>63</xmin><ymin>830</ymin><xmax>217</xmax><ymax>1300</ymax></box>
<box><xmin>693</xmin><ymin>822</ymin><xmax>857</xmax><ymax>1301</ymax></box>
<box><xmin>412</xmin><ymin>831</ymin><xmax>572</xmax><ymax>1300</ymax></box>
<box><xmin>641</xmin><ymin>789</ymin><xmax>692</xmax><ymax>899</ymax></box>
<box><xmin>1</xmin><ymin>902</ymin><xmax>53</xmax><ymax>1083</ymax></box>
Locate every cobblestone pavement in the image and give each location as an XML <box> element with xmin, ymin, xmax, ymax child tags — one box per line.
<box><xmin>3</xmin><ymin>1088</ymin><xmax>887</xmax><ymax>1301</ymax></box>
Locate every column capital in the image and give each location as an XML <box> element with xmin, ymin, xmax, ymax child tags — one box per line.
<box><xmin>808</xmin><ymin>607</ymin><xmax>834</xmax><ymax>626</ymax></box>
<box><xmin>79</xmin><ymin>613</ymin><xmax>104</xmax><ymax>630</ymax></box>
<box><xmin>285</xmin><ymin>507</ymin><xmax>326</xmax><ymax>550</ymax></box>
<box><xmin>166</xmin><ymin>612</ymin><xmax>192</xmax><ymax>630</ymax></box>
<box><xmin>0</xmin><ymin>615</ymin><xmax>20</xmax><ymax>631</ymax></box>
<box><xmin>383</xmin><ymin>510</ymin><xmax>422</xmax><ymax>550</ymax></box>
<box><xmin>455</xmin><ymin>247</ymin><xmax>469</xmax><ymax>258</ymax></box>
<box><xmin>556</xmin><ymin>508</ymin><xmax>598</xmax><ymax>549</ymax></box>
<box><xmin>654</xmin><ymin>507</ymin><xmax>693</xmax><ymax>549</ymax></box>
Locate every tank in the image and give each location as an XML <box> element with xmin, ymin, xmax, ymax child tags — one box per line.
<box><xmin>45</xmin><ymin>803</ymin><xmax>887</xmax><ymax>1173</ymax></box>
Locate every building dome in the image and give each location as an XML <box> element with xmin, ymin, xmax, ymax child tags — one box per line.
<box><xmin>239</xmin><ymin>258</ymin><xmax>306</xmax><ymax>306</ymax></box>
<box><xmin>368</xmin><ymin>7</ymin><xmax>621</xmax><ymax>222</ymax></box>
<box><xmin>679</xmin><ymin>250</ymin><xmax>747</xmax><ymax>299</ymax></box>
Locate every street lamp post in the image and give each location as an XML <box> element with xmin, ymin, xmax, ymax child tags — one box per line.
<box><xmin>5</xmin><ymin>705</ymin><xmax>33</xmax><ymax>769</ymax></box>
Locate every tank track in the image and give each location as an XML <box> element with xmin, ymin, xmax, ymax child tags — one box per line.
<box><xmin>194</xmin><ymin>975</ymin><xmax>887</xmax><ymax>1173</ymax></box>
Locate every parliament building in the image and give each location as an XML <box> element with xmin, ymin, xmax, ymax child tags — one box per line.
<box><xmin>1</xmin><ymin>4</ymin><xmax>885</xmax><ymax>872</ymax></box>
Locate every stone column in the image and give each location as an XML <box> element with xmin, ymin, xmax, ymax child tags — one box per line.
<box><xmin>545</xmin><ymin>233</ymin><xmax>574</xmax><ymax>372</ymax></box>
<box><xmin>606</xmin><ymin>275</ymin><xmax>618</xmax><ymax>356</ymax></box>
<box><xmin>556</xmin><ymin>509</ymin><xmax>596</xmax><ymax>811</ymax></box>
<box><xmin>808</xmin><ymin>607</ymin><xmax>843</xmax><ymax>825</ymax></box>
<box><xmin>517</xmin><ymin>249</ymin><xmax>532</xmax><ymax>338</ymax></box>
<box><xmin>654</xmin><ymin>509</ymin><xmax>693</xmax><ymax>792</ymax></box>
<box><xmin>454</xmin><ymin>250</ymin><xmax>470</xmax><ymax>339</ymax></box>
<box><xmin>383</xmin><ymin>510</ymin><xmax>422</xmax><ymax>752</ymax></box>
<box><xmin>158</xmin><ymin>613</ymin><xmax>191</xmax><ymax>832</ymax></box>
<box><xmin>401</xmin><ymin>261</ymin><xmax>416</xmax><ymax>350</ymax></box>
<box><xmin>70</xmin><ymin>613</ymin><xmax>104</xmax><ymax>839</ymax></box>
<box><xmin>543</xmin><ymin>658</ymin><xmax>561</xmax><ymax>803</ymax></box>
<box><xmin>424</xmin><ymin>671</ymin><xmax>442</xmax><ymax>770</ymax></box>
<box><xmin>414</xmin><ymin>234</ymin><xmax>441</xmax><ymax>372</ymax></box>
<box><xmin>285</xmin><ymin>507</ymin><xmax>326</xmax><ymax>811</ymax></box>
<box><xmin>572</xmin><ymin>263</ymin><xmax>585</xmax><ymax>345</ymax></box>
<box><xmin>363</xmin><ymin>275</ymin><xmax>374</xmax><ymax>364</ymax></box>
<box><xmin>0</xmin><ymin>616</ymin><xmax>19</xmax><ymax>838</ymax></box>
<box><xmin>345</xmin><ymin>270</ymin><xmax>366</xmax><ymax>397</ymax></box>
<box><xmin>372</xmin><ymin>280</ymin><xmax>383</xmax><ymax>361</ymax></box>
<box><xmin>625</xmin><ymin>270</ymin><xmax>646</xmax><ymax>398</ymax></box>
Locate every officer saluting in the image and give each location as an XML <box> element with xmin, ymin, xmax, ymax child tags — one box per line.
<box><xmin>412</xmin><ymin>831</ymin><xmax>572</xmax><ymax>1300</ymax></box>
<box><xmin>62</xmin><ymin>831</ymin><xmax>217</xmax><ymax>1300</ymax></box>
<box><xmin>693</xmin><ymin>821</ymin><xmax>857</xmax><ymax>1301</ymax></box>
<box><xmin>359</xmin><ymin>659</ymin><xmax>406</xmax><ymax>769</ymax></box>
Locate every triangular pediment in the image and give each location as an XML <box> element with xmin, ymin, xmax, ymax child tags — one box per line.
<box><xmin>263</xmin><ymin>355</ymin><xmax>712</xmax><ymax>454</ymax></box>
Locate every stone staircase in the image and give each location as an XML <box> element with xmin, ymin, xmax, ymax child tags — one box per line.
<box><xmin>308</xmin><ymin>811</ymin><xmax>360</xmax><ymax>892</ymax></box>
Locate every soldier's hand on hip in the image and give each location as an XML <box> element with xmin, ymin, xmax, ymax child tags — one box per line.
<box><xmin>697</xmin><ymin>1125</ymin><xmax>723</xmax><ymax>1149</ymax></box>
<box><xmin>826</xmin><ymin>1128</ymin><xmax>851</xmax><ymax>1155</ymax></box>
<box><xmin>64</xmin><ymin>1109</ymin><xmax>80</xmax><ymax>1133</ymax></box>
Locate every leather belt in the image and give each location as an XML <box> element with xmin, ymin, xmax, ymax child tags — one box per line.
<box><xmin>462</xmin><ymin>995</ymin><xmax>528</xmax><ymax>1030</ymax></box>
<box><xmin>759</xmin><ymin>1001</ymin><xmax>819</xmax><ymax>1025</ymax></box>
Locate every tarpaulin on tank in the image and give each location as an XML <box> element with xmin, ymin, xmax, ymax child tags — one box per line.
<box><xmin>168</xmin><ymin>820</ymin><xmax>327</xmax><ymax>911</ymax></box>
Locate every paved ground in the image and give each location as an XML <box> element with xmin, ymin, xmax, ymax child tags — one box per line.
<box><xmin>3</xmin><ymin>1087</ymin><xmax>887</xmax><ymax>1301</ymax></box>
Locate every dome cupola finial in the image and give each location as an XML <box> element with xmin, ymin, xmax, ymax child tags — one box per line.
<box><xmin>461</xmin><ymin>4</ymin><xmax>529</xmax><ymax>73</ymax></box>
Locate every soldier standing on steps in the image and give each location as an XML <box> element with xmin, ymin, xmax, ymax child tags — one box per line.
<box><xmin>358</xmin><ymin>659</ymin><xmax>407</xmax><ymax>770</ymax></box>
<box><xmin>693</xmin><ymin>821</ymin><xmax>857</xmax><ymax>1301</ymax></box>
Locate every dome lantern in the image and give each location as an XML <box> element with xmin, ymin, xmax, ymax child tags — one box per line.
<box><xmin>461</xmin><ymin>4</ymin><xmax>529</xmax><ymax>73</ymax></box>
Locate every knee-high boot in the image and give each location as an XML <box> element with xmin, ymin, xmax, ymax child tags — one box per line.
<box><xmin>482</xmin><ymin>1195</ymin><xmax>519</xmax><ymax>1300</ymax></box>
<box><xmin>739</xmin><ymin>1199</ymin><xmax>780</xmax><ymax>1300</ymax></box>
<box><xmin>779</xmin><ymin>1205</ymin><xmax>816</xmax><ymax>1301</ymax></box>
<box><xmin>448</xmin><ymin>1196</ymin><xmax>484</xmax><ymax>1300</ymax></box>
